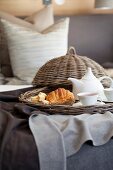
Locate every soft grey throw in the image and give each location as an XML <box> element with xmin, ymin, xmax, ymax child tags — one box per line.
<box><xmin>29</xmin><ymin>111</ymin><xmax>113</xmax><ymax>170</ymax></box>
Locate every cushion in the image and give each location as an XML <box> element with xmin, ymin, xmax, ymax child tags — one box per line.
<box><xmin>25</xmin><ymin>5</ymin><xmax>54</xmax><ymax>32</ymax></box>
<box><xmin>0</xmin><ymin>5</ymin><xmax>54</xmax><ymax>77</ymax></box>
<box><xmin>1</xmin><ymin>17</ymin><xmax>69</xmax><ymax>84</ymax></box>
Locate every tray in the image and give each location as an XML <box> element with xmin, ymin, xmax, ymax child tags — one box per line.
<box><xmin>19</xmin><ymin>85</ymin><xmax>113</xmax><ymax>115</ymax></box>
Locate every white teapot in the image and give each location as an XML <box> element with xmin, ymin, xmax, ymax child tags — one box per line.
<box><xmin>68</xmin><ymin>67</ymin><xmax>113</xmax><ymax>101</ymax></box>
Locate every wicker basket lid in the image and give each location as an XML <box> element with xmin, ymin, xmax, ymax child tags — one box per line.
<box><xmin>32</xmin><ymin>47</ymin><xmax>108</xmax><ymax>87</ymax></box>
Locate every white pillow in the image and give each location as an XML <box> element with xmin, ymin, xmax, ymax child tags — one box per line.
<box><xmin>1</xmin><ymin>17</ymin><xmax>69</xmax><ymax>84</ymax></box>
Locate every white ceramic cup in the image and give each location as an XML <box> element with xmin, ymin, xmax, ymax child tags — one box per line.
<box><xmin>77</xmin><ymin>92</ymin><xmax>98</xmax><ymax>106</ymax></box>
<box><xmin>104</xmin><ymin>88</ymin><xmax>113</xmax><ymax>102</ymax></box>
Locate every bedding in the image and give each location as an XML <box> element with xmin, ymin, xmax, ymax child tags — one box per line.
<box><xmin>0</xmin><ymin>85</ymin><xmax>32</xmax><ymax>92</ymax></box>
<box><xmin>25</xmin><ymin>5</ymin><xmax>54</xmax><ymax>32</ymax></box>
<box><xmin>5</xmin><ymin>77</ymin><xmax>33</xmax><ymax>85</ymax></box>
<box><xmin>0</xmin><ymin>72</ymin><xmax>5</xmax><ymax>85</ymax></box>
<box><xmin>29</xmin><ymin>111</ymin><xmax>113</xmax><ymax>170</ymax></box>
<box><xmin>1</xmin><ymin>87</ymin><xmax>113</xmax><ymax>170</ymax></box>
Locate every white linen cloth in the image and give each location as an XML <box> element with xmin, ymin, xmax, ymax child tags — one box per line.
<box><xmin>0</xmin><ymin>85</ymin><xmax>32</xmax><ymax>92</ymax></box>
<box><xmin>29</xmin><ymin>111</ymin><xmax>113</xmax><ymax>170</ymax></box>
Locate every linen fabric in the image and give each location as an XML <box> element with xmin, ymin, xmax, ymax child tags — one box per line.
<box><xmin>0</xmin><ymin>5</ymin><xmax>54</xmax><ymax>78</ymax></box>
<box><xmin>29</xmin><ymin>112</ymin><xmax>113</xmax><ymax>170</ymax></box>
<box><xmin>0</xmin><ymin>5</ymin><xmax>54</xmax><ymax>32</ymax></box>
<box><xmin>25</xmin><ymin>5</ymin><xmax>54</xmax><ymax>32</ymax></box>
<box><xmin>0</xmin><ymin>84</ymin><xmax>32</xmax><ymax>92</ymax></box>
<box><xmin>1</xmin><ymin>17</ymin><xmax>69</xmax><ymax>84</ymax></box>
<box><xmin>29</xmin><ymin>114</ymin><xmax>66</xmax><ymax>170</ymax></box>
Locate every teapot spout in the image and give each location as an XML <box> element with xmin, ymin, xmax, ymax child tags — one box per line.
<box><xmin>68</xmin><ymin>77</ymin><xmax>83</xmax><ymax>98</ymax></box>
<box><xmin>68</xmin><ymin>78</ymin><xmax>83</xmax><ymax>91</ymax></box>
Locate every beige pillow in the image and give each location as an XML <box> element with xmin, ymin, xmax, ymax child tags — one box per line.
<box><xmin>25</xmin><ymin>5</ymin><xmax>54</xmax><ymax>32</ymax></box>
<box><xmin>1</xmin><ymin>17</ymin><xmax>69</xmax><ymax>84</ymax></box>
<box><xmin>0</xmin><ymin>5</ymin><xmax>54</xmax><ymax>78</ymax></box>
<box><xmin>0</xmin><ymin>5</ymin><xmax>54</xmax><ymax>32</ymax></box>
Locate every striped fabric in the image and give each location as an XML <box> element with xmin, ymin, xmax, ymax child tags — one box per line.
<box><xmin>1</xmin><ymin>18</ymin><xmax>69</xmax><ymax>84</ymax></box>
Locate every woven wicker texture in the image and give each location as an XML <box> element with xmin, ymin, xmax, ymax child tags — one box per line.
<box><xmin>32</xmin><ymin>47</ymin><xmax>108</xmax><ymax>87</ymax></box>
<box><xmin>19</xmin><ymin>85</ymin><xmax>113</xmax><ymax>115</ymax></box>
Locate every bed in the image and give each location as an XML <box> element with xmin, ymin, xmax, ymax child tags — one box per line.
<box><xmin>1</xmin><ymin>8</ymin><xmax>113</xmax><ymax>170</ymax></box>
<box><xmin>1</xmin><ymin>87</ymin><xmax>113</xmax><ymax>170</ymax></box>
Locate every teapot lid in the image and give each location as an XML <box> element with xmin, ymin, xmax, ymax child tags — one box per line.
<box><xmin>82</xmin><ymin>67</ymin><xmax>97</xmax><ymax>80</ymax></box>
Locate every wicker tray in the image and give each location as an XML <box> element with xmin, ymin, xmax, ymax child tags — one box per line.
<box><xmin>19</xmin><ymin>85</ymin><xmax>113</xmax><ymax>115</ymax></box>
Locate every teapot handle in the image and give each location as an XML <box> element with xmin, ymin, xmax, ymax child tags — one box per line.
<box><xmin>98</xmin><ymin>76</ymin><xmax>113</xmax><ymax>88</ymax></box>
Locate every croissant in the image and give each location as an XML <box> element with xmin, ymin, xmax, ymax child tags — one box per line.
<box><xmin>46</xmin><ymin>88</ymin><xmax>75</xmax><ymax>105</ymax></box>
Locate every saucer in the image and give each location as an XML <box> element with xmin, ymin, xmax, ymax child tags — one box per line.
<box><xmin>73</xmin><ymin>101</ymin><xmax>105</xmax><ymax>107</ymax></box>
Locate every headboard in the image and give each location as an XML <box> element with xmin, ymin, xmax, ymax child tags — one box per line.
<box><xmin>63</xmin><ymin>14</ymin><xmax>113</xmax><ymax>65</ymax></box>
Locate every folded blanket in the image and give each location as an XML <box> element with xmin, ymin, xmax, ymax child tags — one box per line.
<box><xmin>29</xmin><ymin>111</ymin><xmax>113</xmax><ymax>170</ymax></box>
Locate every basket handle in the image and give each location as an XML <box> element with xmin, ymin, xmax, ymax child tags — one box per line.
<box><xmin>67</xmin><ymin>46</ymin><xmax>76</xmax><ymax>55</ymax></box>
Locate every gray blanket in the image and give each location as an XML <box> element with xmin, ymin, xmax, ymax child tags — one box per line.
<box><xmin>29</xmin><ymin>111</ymin><xmax>113</xmax><ymax>170</ymax></box>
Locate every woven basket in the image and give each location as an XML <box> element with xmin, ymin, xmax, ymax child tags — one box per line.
<box><xmin>32</xmin><ymin>47</ymin><xmax>108</xmax><ymax>87</ymax></box>
<box><xmin>19</xmin><ymin>85</ymin><xmax>113</xmax><ymax>115</ymax></box>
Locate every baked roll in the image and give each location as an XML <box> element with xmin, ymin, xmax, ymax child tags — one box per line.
<box><xmin>31</xmin><ymin>92</ymin><xmax>49</xmax><ymax>104</ymax></box>
<box><xmin>46</xmin><ymin>88</ymin><xmax>75</xmax><ymax>105</ymax></box>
